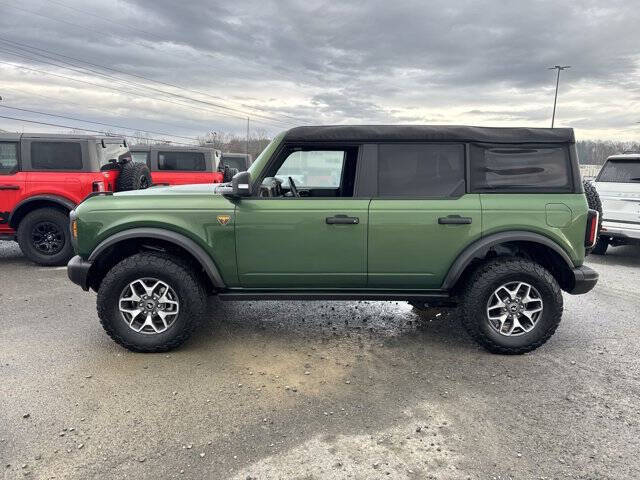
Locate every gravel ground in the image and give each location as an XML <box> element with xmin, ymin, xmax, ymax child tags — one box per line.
<box><xmin>1</xmin><ymin>240</ymin><xmax>639</xmax><ymax>480</ymax></box>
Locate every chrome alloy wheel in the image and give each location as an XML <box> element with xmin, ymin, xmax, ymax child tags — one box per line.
<box><xmin>118</xmin><ymin>278</ymin><xmax>180</xmax><ymax>334</ymax></box>
<box><xmin>486</xmin><ymin>281</ymin><xmax>543</xmax><ymax>337</ymax></box>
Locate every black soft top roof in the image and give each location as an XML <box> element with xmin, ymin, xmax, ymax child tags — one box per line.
<box><xmin>283</xmin><ymin>125</ymin><xmax>575</xmax><ymax>144</ymax></box>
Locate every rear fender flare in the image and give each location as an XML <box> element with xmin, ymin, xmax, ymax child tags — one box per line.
<box><xmin>441</xmin><ymin>231</ymin><xmax>575</xmax><ymax>290</ymax></box>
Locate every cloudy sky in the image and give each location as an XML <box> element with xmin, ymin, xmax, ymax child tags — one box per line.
<box><xmin>0</xmin><ymin>0</ymin><xmax>639</xmax><ymax>143</ymax></box>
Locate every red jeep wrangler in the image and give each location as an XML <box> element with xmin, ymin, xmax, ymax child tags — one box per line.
<box><xmin>129</xmin><ymin>144</ymin><xmax>234</xmax><ymax>185</ymax></box>
<box><xmin>0</xmin><ymin>133</ymin><xmax>150</xmax><ymax>266</ymax></box>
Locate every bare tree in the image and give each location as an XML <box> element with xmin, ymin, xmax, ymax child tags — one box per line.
<box><xmin>199</xmin><ymin>129</ymin><xmax>272</xmax><ymax>159</ymax></box>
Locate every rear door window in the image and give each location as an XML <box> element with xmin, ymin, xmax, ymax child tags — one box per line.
<box><xmin>158</xmin><ymin>151</ymin><xmax>206</xmax><ymax>171</ymax></box>
<box><xmin>377</xmin><ymin>144</ymin><xmax>465</xmax><ymax>197</ymax></box>
<box><xmin>470</xmin><ymin>145</ymin><xmax>571</xmax><ymax>191</ymax></box>
<box><xmin>31</xmin><ymin>142</ymin><xmax>83</xmax><ymax>170</ymax></box>
<box><xmin>0</xmin><ymin>142</ymin><xmax>18</xmax><ymax>174</ymax></box>
<box><xmin>597</xmin><ymin>160</ymin><xmax>640</xmax><ymax>183</ymax></box>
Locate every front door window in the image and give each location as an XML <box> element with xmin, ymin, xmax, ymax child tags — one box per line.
<box><xmin>275</xmin><ymin>150</ymin><xmax>345</xmax><ymax>189</ymax></box>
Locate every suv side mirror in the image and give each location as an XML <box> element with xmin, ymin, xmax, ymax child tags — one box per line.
<box><xmin>231</xmin><ymin>171</ymin><xmax>252</xmax><ymax>197</ymax></box>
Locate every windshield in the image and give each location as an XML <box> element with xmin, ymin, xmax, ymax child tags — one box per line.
<box><xmin>597</xmin><ymin>159</ymin><xmax>640</xmax><ymax>183</ymax></box>
<box><xmin>97</xmin><ymin>142</ymin><xmax>129</xmax><ymax>166</ymax></box>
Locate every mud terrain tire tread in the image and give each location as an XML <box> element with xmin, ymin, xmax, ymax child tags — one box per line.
<box><xmin>97</xmin><ymin>252</ymin><xmax>206</xmax><ymax>352</ymax></box>
<box><xmin>115</xmin><ymin>161</ymin><xmax>152</xmax><ymax>192</ymax></box>
<box><xmin>461</xmin><ymin>258</ymin><xmax>563</xmax><ymax>355</ymax></box>
<box><xmin>583</xmin><ymin>179</ymin><xmax>602</xmax><ymax>255</ymax></box>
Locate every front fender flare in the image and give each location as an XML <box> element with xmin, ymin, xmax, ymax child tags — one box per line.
<box><xmin>88</xmin><ymin>227</ymin><xmax>226</xmax><ymax>289</ymax></box>
<box><xmin>441</xmin><ymin>231</ymin><xmax>576</xmax><ymax>290</ymax></box>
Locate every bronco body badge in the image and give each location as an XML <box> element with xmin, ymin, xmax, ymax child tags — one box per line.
<box><xmin>217</xmin><ymin>214</ymin><xmax>231</xmax><ymax>226</ymax></box>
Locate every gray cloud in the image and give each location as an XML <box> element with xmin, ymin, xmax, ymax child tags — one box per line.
<box><xmin>0</xmin><ymin>0</ymin><xmax>638</xmax><ymax>140</ymax></box>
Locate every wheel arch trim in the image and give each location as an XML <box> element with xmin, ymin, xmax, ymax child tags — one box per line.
<box><xmin>9</xmin><ymin>195</ymin><xmax>76</xmax><ymax>228</ymax></box>
<box><xmin>441</xmin><ymin>231</ymin><xmax>576</xmax><ymax>290</ymax></box>
<box><xmin>88</xmin><ymin>227</ymin><xmax>226</xmax><ymax>288</ymax></box>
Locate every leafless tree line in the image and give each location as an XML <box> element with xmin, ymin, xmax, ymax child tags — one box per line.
<box><xmin>576</xmin><ymin>140</ymin><xmax>640</xmax><ymax>165</ymax></box>
<box><xmin>197</xmin><ymin>129</ymin><xmax>272</xmax><ymax>160</ymax></box>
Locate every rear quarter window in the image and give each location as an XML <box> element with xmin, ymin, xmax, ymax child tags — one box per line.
<box><xmin>31</xmin><ymin>142</ymin><xmax>83</xmax><ymax>170</ymax></box>
<box><xmin>597</xmin><ymin>160</ymin><xmax>640</xmax><ymax>183</ymax></box>
<box><xmin>158</xmin><ymin>151</ymin><xmax>205</xmax><ymax>171</ymax></box>
<box><xmin>470</xmin><ymin>145</ymin><xmax>571</xmax><ymax>192</ymax></box>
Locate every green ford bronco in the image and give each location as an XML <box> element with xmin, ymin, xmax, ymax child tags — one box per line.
<box><xmin>67</xmin><ymin>125</ymin><xmax>599</xmax><ymax>354</ymax></box>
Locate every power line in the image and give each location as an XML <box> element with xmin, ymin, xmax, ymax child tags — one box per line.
<box><xmin>0</xmin><ymin>7</ymin><xmax>309</xmax><ymax>124</ymax></box>
<box><xmin>46</xmin><ymin>0</ymin><xmax>169</xmax><ymax>44</ymax></box>
<box><xmin>0</xmin><ymin>43</ymin><xmax>297</xmax><ymax>127</ymax></box>
<box><xmin>12</xmin><ymin>0</ymin><xmax>307</xmax><ymax>114</ymax></box>
<box><xmin>0</xmin><ymin>1</ymin><xmax>114</xmax><ymax>41</ymax></box>
<box><xmin>1</xmin><ymin>86</ymin><xmax>217</xmax><ymax>133</ymax></box>
<box><xmin>0</xmin><ymin>58</ymin><xmax>292</xmax><ymax>130</ymax></box>
<box><xmin>0</xmin><ymin>104</ymin><xmax>199</xmax><ymax>141</ymax></box>
<box><xmin>12</xmin><ymin>5</ymin><xmax>307</xmax><ymax>124</ymax></box>
<box><xmin>0</xmin><ymin>114</ymin><xmax>197</xmax><ymax>145</ymax></box>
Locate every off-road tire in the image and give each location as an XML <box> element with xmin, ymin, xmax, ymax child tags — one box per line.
<box><xmin>460</xmin><ymin>258</ymin><xmax>563</xmax><ymax>355</ymax></box>
<box><xmin>591</xmin><ymin>237</ymin><xmax>609</xmax><ymax>255</ymax></box>
<box><xmin>221</xmin><ymin>165</ymin><xmax>239</xmax><ymax>183</ymax></box>
<box><xmin>115</xmin><ymin>161</ymin><xmax>152</xmax><ymax>192</ymax></box>
<box><xmin>97</xmin><ymin>252</ymin><xmax>206</xmax><ymax>352</ymax></box>
<box><xmin>16</xmin><ymin>208</ymin><xmax>74</xmax><ymax>266</ymax></box>
<box><xmin>583</xmin><ymin>179</ymin><xmax>602</xmax><ymax>255</ymax></box>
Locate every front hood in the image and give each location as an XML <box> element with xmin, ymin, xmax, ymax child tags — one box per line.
<box><xmin>77</xmin><ymin>183</ymin><xmax>234</xmax><ymax>214</ymax></box>
<box><xmin>114</xmin><ymin>183</ymin><xmax>222</xmax><ymax>197</ymax></box>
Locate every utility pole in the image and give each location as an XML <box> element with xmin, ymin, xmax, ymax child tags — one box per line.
<box><xmin>246</xmin><ymin>117</ymin><xmax>250</xmax><ymax>155</ymax></box>
<box><xmin>548</xmin><ymin>65</ymin><xmax>570</xmax><ymax>128</ymax></box>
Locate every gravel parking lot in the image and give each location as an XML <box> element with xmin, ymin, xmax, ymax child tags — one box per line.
<box><xmin>1</xmin><ymin>241</ymin><xmax>639</xmax><ymax>480</ymax></box>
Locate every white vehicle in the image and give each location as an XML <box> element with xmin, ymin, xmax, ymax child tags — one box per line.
<box><xmin>593</xmin><ymin>153</ymin><xmax>640</xmax><ymax>254</ymax></box>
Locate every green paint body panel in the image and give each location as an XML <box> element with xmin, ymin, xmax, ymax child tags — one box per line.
<box><xmin>368</xmin><ymin>195</ymin><xmax>482</xmax><ymax>288</ymax></box>
<box><xmin>545</xmin><ymin>203</ymin><xmax>572</xmax><ymax>228</ymax></box>
<box><xmin>480</xmin><ymin>193</ymin><xmax>588</xmax><ymax>266</ymax></box>
<box><xmin>235</xmin><ymin>198</ymin><xmax>369</xmax><ymax>287</ymax></box>
<box><xmin>74</xmin><ymin>184</ymin><xmax>240</xmax><ymax>286</ymax></box>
